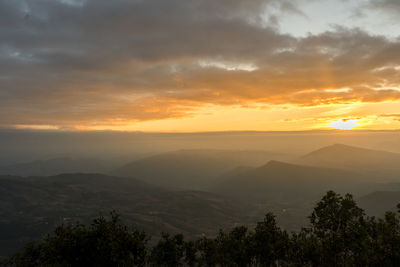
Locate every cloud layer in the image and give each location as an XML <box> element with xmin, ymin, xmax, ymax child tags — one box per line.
<box><xmin>0</xmin><ymin>0</ymin><xmax>399</xmax><ymax>128</ymax></box>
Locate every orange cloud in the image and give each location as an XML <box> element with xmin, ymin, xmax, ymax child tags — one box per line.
<box><xmin>1</xmin><ymin>1</ymin><xmax>400</xmax><ymax>130</ymax></box>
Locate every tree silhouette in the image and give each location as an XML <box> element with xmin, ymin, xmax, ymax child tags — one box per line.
<box><xmin>196</xmin><ymin>236</ymin><xmax>218</xmax><ymax>267</ymax></box>
<box><xmin>149</xmin><ymin>233</ymin><xmax>185</xmax><ymax>267</ymax></box>
<box><xmin>6</xmin><ymin>191</ymin><xmax>400</xmax><ymax>266</ymax></box>
<box><xmin>308</xmin><ymin>191</ymin><xmax>368</xmax><ymax>266</ymax></box>
<box><xmin>215</xmin><ymin>226</ymin><xmax>253</xmax><ymax>266</ymax></box>
<box><xmin>9</xmin><ymin>212</ymin><xmax>148</xmax><ymax>267</ymax></box>
<box><xmin>367</xmin><ymin>211</ymin><xmax>400</xmax><ymax>266</ymax></box>
<box><xmin>253</xmin><ymin>212</ymin><xmax>289</xmax><ymax>266</ymax></box>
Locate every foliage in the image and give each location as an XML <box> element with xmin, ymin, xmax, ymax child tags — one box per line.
<box><xmin>8</xmin><ymin>211</ymin><xmax>148</xmax><ymax>267</ymax></box>
<box><xmin>253</xmin><ymin>212</ymin><xmax>289</xmax><ymax>266</ymax></box>
<box><xmin>6</xmin><ymin>191</ymin><xmax>400</xmax><ymax>266</ymax></box>
<box><xmin>308</xmin><ymin>191</ymin><xmax>369</xmax><ymax>266</ymax></box>
<box><xmin>149</xmin><ymin>233</ymin><xmax>185</xmax><ymax>266</ymax></box>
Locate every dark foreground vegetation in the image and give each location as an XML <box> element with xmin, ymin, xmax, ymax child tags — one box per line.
<box><xmin>4</xmin><ymin>191</ymin><xmax>400</xmax><ymax>267</ymax></box>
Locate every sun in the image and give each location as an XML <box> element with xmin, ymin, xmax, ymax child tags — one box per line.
<box><xmin>329</xmin><ymin>119</ymin><xmax>358</xmax><ymax>130</ymax></box>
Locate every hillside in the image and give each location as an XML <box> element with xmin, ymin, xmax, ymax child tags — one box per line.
<box><xmin>113</xmin><ymin>149</ymin><xmax>291</xmax><ymax>189</ymax></box>
<box><xmin>0</xmin><ymin>157</ymin><xmax>112</xmax><ymax>177</ymax></box>
<box><xmin>215</xmin><ymin>160</ymin><xmax>372</xmax><ymax>202</ymax></box>
<box><xmin>0</xmin><ymin>173</ymin><xmax>251</xmax><ymax>256</ymax></box>
<box><xmin>297</xmin><ymin>144</ymin><xmax>400</xmax><ymax>176</ymax></box>
<box><xmin>358</xmin><ymin>190</ymin><xmax>400</xmax><ymax>217</ymax></box>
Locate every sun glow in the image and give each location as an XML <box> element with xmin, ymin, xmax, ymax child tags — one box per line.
<box><xmin>329</xmin><ymin>119</ymin><xmax>358</xmax><ymax>130</ymax></box>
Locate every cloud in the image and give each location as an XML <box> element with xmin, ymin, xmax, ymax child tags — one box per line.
<box><xmin>353</xmin><ymin>0</ymin><xmax>400</xmax><ymax>21</ymax></box>
<box><xmin>379</xmin><ymin>114</ymin><xmax>400</xmax><ymax>121</ymax></box>
<box><xmin>0</xmin><ymin>0</ymin><xmax>400</xmax><ymax>128</ymax></box>
<box><xmin>366</xmin><ymin>0</ymin><xmax>400</xmax><ymax>15</ymax></box>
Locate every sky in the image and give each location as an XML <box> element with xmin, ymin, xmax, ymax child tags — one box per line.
<box><xmin>0</xmin><ymin>0</ymin><xmax>399</xmax><ymax>132</ymax></box>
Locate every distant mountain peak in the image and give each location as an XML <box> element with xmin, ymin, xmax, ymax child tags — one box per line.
<box><xmin>304</xmin><ymin>143</ymin><xmax>399</xmax><ymax>157</ymax></box>
<box><xmin>297</xmin><ymin>143</ymin><xmax>400</xmax><ymax>172</ymax></box>
<box><xmin>313</xmin><ymin>143</ymin><xmax>363</xmax><ymax>151</ymax></box>
<box><xmin>331</xmin><ymin>143</ymin><xmax>352</xmax><ymax>148</ymax></box>
<box><xmin>263</xmin><ymin>159</ymin><xmax>282</xmax><ymax>165</ymax></box>
<box><xmin>258</xmin><ymin>160</ymin><xmax>320</xmax><ymax>173</ymax></box>
<box><xmin>260</xmin><ymin>160</ymin><xmax>292</xmax><ymax>169</ymax></box>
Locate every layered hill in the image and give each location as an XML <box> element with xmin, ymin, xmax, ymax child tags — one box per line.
<box><xmin>113</xmin><ymin>149</ymin><xmax>291</xmax><ymax>189</ymax></box>
<box><xmin>214</xmin><ymin>160</ymin><xmax>373</xmax><ymax>202</ymax></box>
<box><xmin>297</xmin><ymin>144</ymin><xmax>400</xmax><ymax>175</ymax></box>
<box><xmin>0</xmin><ymin>157</ymin><xmax>111</xmax><ymax>177</ymax></box>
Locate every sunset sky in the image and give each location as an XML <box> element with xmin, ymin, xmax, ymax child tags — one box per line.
<box><xmin>1</xmin><ymin>0</ymin><xmax>400</xmax><ymax>132</ymax></box>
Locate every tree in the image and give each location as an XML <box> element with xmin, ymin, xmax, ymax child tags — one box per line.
<box><xmin>215</xmin><ymin>226</ymin><xmax>254</xmax><ymax>266</ymax></box>
<box><xmin>288</xmin><ymin>228</ymin><xmax>320</xmax><ymax>267</ymax></box>
<box><xmin>7</xmin><ymin>192</ymin><xmax>400</xmax><ymax>266</ymax></box>
<box><xmin>367</xmin><ymin>211</ymin><xmax>400</xmax><ymax>266</ymax></box>
<box><xmin>9</xmin><ymin>212</ymin><xmax>148</xmax><ymax>267</ymax></box>
<box><xmin>252</xmin><ymin>212</ymin><xmax>289</xmax><ymax>266</ymax></box>
<box><xmin>149</xmin><ymin>233</ymin><xmax>185</xmax><ymax>267</ymax></box>
<box><xmin>184</xmin><ymin>240</ymin><xmax>198</xmax><ymax>267</ymax></box>
<box><xmin>196</xmin><ymin>236</ymin><xmax>218</xmax><ymax>267</ymax></box>
<box><xmin>308</xmin><ymin>191</ymin><xmax>369</xmax><ymax>266</ymax></box>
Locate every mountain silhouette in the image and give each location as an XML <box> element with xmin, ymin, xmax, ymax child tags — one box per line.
<box><xmin>297</xmin><ymin>144</ymin><xmax>400</xmax><ymax>173</ymax></box>
<box><xmin>0</xmin><ymin>158</ymin><xmax>111</xmax><ymax>177</ymax></box>
<box><xmin>113</xmin><ymin>149</ymin><xmax>291</xmax><ymax>189</ymax></box>
<box><xmin>215</xmin><ymin>160</ymin><xmax>372</xmax><ymax>202</ymax></box>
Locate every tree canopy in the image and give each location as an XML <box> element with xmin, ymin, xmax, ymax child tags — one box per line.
<box><xmin>5</xmin><ymin>191</ymin><xmax>400</xmax><ymax>266</ymax></box>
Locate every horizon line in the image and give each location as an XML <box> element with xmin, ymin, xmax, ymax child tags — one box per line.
<box><xmin>0</xmin><ymin>128</ymin><xmax>399</xmax><ymax>135</ymax></box>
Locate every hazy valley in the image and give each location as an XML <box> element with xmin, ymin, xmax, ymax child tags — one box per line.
<box><xmin>2</xmin><ymin>136</ymin><xmax>400</xmax><ymax>258</ymax></box>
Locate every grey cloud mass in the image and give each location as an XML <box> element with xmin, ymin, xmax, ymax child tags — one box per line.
<box><xmin>0</xmin><ymin>0</ymin><xmax>399</xmax><ymax>128</ymax></box>
<box><xmin>368</xmin><ymin>0</ymin><xmax>400</xmax><ymax>14</ymax></box>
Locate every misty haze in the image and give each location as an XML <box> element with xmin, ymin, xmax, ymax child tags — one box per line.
<box><xmin>1</xmin><ymin>0</ymin><xmax>400</xmax><ymax>266</ymax></box>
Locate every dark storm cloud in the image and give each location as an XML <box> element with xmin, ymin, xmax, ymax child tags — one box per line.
<box><xmin>0</xmin><ymin>0</ymin><xmax>400</xmax><ymax>128</ymax></box>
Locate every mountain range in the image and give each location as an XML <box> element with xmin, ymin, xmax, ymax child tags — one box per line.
<box><xmin>297</xmin><ymin>144</ymin><xmax>400</xmax><ymax>178</ymax></box>
<box><xmin>0</xmin><ymin>157</ymin><xmax>112</xmax><ymax>177</ymax></box>
<box><xmin>113</xmin><ymin>149</ymin><xmax>291</xmax><ymax>189</ymax></box>
<box><xmin>2</xmin><ymin>144</ymin><xmax>400</xmax><ymax>257</ymax></box>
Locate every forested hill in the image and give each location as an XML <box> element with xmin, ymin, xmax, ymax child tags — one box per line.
<box><xmin>4</xmin><ymin>191</ymin><xmax>400</xmax><ymax>266</ymax></box>
<box><xmin>0</xmin><ymin>173</ymin><xmax>252</xmax><ymax>257</ymax></box>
